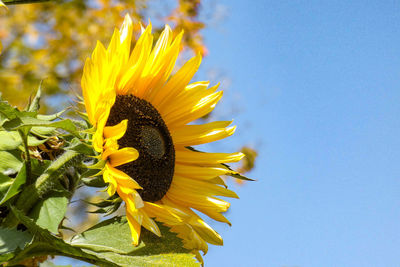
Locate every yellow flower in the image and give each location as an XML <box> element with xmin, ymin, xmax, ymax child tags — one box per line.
<box><xmin>82</xmin><ymin>14</ymin><xmax>244</xmax><ymax>260</ymax></box>
<box><xmin>0</xmin><ymin>0</ymin><xmax>7</xmax><ymax>12</ymax></box>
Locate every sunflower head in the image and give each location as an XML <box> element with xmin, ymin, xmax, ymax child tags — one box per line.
<box><xmin>82</xmin><ymin>14</ymin><xmax>246</xmax><ymax>261</ymax></box>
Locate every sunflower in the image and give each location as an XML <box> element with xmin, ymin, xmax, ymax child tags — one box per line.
<box><xmin>81</xmin><ymin>14</ymin><xmax>245</xmax><ymax>260</ymax></box>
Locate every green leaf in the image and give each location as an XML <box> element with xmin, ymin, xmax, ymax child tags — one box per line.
<box><xmin>93</xmin><ymin>252</ymin><xmax>199</xmax><ymax>267</ymax></box>
<box><xmin>29</xmin><ymin>194</ymin><xmax>69</xmax><ymax>234</ymax></box>
<box><xmin>3</xmin><ymin>117</ymin><xmax>77</xmax><ymax>134</ymax></box>
<box><xmin>31</xmin><ymin>126</ymin><xmax>57</xmax><ymax>137</ymax></box>
<box><xmin>0</xmin><ymin>115</ymin><xmax>7</xmax><ymax>127</ymax></box>
<box><xmin>0</xmin><ymin>99</ymin><xmax>76</xmax><ymax>137</ymax></box>
<box><xmin>70</xmin><ymin>217</ymin><xmax>200</xmax><ymax>266</ymax></box>
<box><xmin>8</xmin><ymin>206</ymin><xmax>118</xmax><ymax>266</ymax></box>
<box><xmin>0</xmin><ymin>131</ymin><xmax>21</xmax><ymax>150</ymax></box>
<box><xmin>0</xmin><ymin>100</ymin><xmax>20</xmax><ymax>122</ymax></box>
<box><xmin>0</xmin><ymin>227</ymin><xmax>33</xmax><ymax>255</ymax></box>
<box><xmin>0</xmin><ymin>150</ymin><xmax>22</xmax><ymax>176</ymax></box>
<box><xmin>27</xmin><ymin>84</ymin><xmax>42</xmax><ymax>113</ymax></box>
<box><xmin>70</xmin><ymin>217</ymin><xmax>136</xmax><ymax>254</ymax></box>
<box><xmin>0</xmin><ymin>165</ymin><xmax>26</xmax><ymax>205</ymax></box>
<box><xmin>39</xmin><ymin>261</ymin><xmax>74</xmax><ymax>267</ymax></box>
<box><xmin>36</xmin><ymin>109</ymin><xmax>67</xmax><ymax>121</ymax></box>
<box><xmin>39</xmin><ymin>261</ymin><xmax>88</xmax><ymax>267</ymax></box>
<box><xmin>27</xmin><ymin>135</ymin><xmax>48</xmax><ymax>146</ymax></box>
<box><xmin>0</xmin><ymin>172</ymin><xmax>13</xmax><ymax>197</ymax></box>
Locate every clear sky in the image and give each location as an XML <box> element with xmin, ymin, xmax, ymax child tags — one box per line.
<box><xmin>53</xmin><ymin>1</ymin><xmax>400</xmax><ymax>266</ymax></box>
<box><xmin>200</xmin><ymin>1</ymin><xmax>400</xmax><ymax>266</ymax></box>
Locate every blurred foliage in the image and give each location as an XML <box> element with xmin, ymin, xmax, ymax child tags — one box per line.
<box><xmin>235</xmin><ymin>146</ymin><xmax>257</xmax><ymax>184</ymax></box>
<box><xmin>0</xmin><ymin>0</ymin><xmax>206</xmax><ymax>111</ymax></box>
<box><xmin>239</xmin><ymin>146</ymin><xmax>257</xmax><ymax>173</ymax></box>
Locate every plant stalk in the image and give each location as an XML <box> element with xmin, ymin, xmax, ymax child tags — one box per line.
<box><xmin>3</xmin><ymin>0</ymin><xmax>53</xmax><ymax>5</ymax></box>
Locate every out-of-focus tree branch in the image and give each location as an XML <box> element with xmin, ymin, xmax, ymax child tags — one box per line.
<box><xmin>3</xmin><ymin>0</ymin><xmax>53</xmax><ymax>5</ymax></box>
<box><xmin>0</xmin><ymin>0</ymin><xmax>206</xmax><ymax>111</ymax></box>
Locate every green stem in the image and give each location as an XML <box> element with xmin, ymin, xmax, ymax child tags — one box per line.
<box><xmin>18</xmin><ymin>129</ymin><xmax>32</xmax><ymax>185</ymax></box>
<box><xmin>2</xmin><ymin>150</ymin><xmax>82</xmax><ymax>228</ymax></box>
<box><xmin>17</xmin><ymin>150</ymin><xmax>80</xmax><ymax>210</ymax></box>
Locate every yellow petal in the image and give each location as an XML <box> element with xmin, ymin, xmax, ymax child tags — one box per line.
<box><xmin>175</xmin><ymin>149</ymin><xmax>245</xmax><ymax>166</ymax></box>
<box><xmin>122</xmin><ymin>190</ymin><xmax>144</xmax><ymax>211</ymax></box>
<box><xmin>141</xmin><ymin>31</ymin><xmax>184</xmax><ymax>100</ymax></box>
<box><xmin>132</xmin><ymin>25</ymin><xmax>173</xmax><ymax>98</ymax></box>
<box><xmin>107</xmin><ymin>28</ymin><xmax>121</xmax><ymax>55</ymax></box>
<box><xmin>92</xmin><ymin>124</ymin><xmax>106</xmax><ymax>153</ymax></box>
<box><xmin>162</xmin><ymin>197</ymin><xmax>224</xmax><ymax>245</ymax></box>
<box><xmin>141</xmin><ymin>212</ymin><xmax>161</xmax><ymax>237</ymax></box>
<box><xmin>147</xmin><ymin>25</ymin><xmax>172</xmax><ymax>66</ymax></box>
<box><xmin>166</xmin><ymin>190</ymin><xmax>230</xmax><ymax>213</ymax></box>
<box><xmin>171</xmin><ymin>176</ymin><xmax>239</xmax><ymax>199</ymax></box>
<box><xmin>166</xmin><ymin>91</ymin><xmax>223</xmax><ymax>130</ymax></box>
<box><xmin>159</xmin><ymin>82</ymin><xmax>219</xmax><ymax>119</ymax></box>
<box><xmin>108</xmin><ymin>147</ymin><xmax>138</xmax><ymax>167</ymax></box>
<box><xmin>126</xmin><ymin>211</ymin><xmax>141</xmax><ymax>245</ymax></box>
<box><xmin>118</xmin><ymin>24</ymin><xmax>153</xmax><ymax>95</ymax></box>
<box><xmin>143</xmin><ymin>202</ymin><xmax>183</xmax><ymax>225</ymax></box>
<box><xmin>172</xmin><ymin>121</ymin><xmax>235</xmax><ymax>146</ymax></box>
<box><xmin>189</xmin><ymin>216</ymin><xmax>226</xmax><ymax>242</ymax></box>
<box><xmin>81</xmin><ymin>59</ymin><xmax>96</xmax><ymax>124</ymax></box>
<box><xmin>103</xmin><ymin>167</ymin><xmax>118</xmax><ymax>196</ymax></box>
<box><xmin>82</xmin><ymin>46</ymin><xmax>117</xmax><ymax>128</ymax></box>
<box><xmin>172</xmin><ymin>224</ymin><xmax>209</xmax><ymax>254</ymax></box>
<box><xmin>103</xmin><ymin>138</ymin><xmax>119</xmax><ymax>154</ymax></box>
<box><xmin>174</xmin><ymin>164</ymin><xmax>233</xmax><ymax>180</ymax></box>
<box><xmin>105</xmin><ymin>164</ymin><xmax>142</xmax><ymax>189</ymax></box>
<box><xmin>107</xmin><ymin>183</ymin><xmax>116</xmax><ymax>196</ymax></box>
<box><xmin>149</xmin><ymin>54</ymin><xmax>202</xmax><ymax>108</ymax></box>
<box><xmin>119</xmin><ymin>14</ymin><xmax>133</xmax><ymax>59</ymax></box>
<box><xmin>103</xmin><ymin>119</ymin><xmax>128</xmax><ymax>139</ymax></box>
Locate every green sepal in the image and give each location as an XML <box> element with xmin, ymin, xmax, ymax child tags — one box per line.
<box><xmin>221</xmin><ymin>163</ymin><xmax>255</xmax><ymax>181</ymax></box>
<box><xmin>81</xmin><ymin>175</ymin><xmax>106</xmax><ymax>188</ymax></box>
<box><xmin>26</xmin><ymin>83</ymin><xmax>42</xmax><ymax>113</ymax></box>
<box><xmin>84</xmin><ymin>195</ymin><xmax>120</xmax><ymax>208</ymax></box>
<box><xmin>68</xmin><ymin>137</ymin><xmax>95</xmax><ymax>155</ymax></box>
<box><xmin>86</xmin><ymin>159</ymin><xmax>106</xmax><ymax>170</ymax></box>
<box><xmin>87</xmin><ymin>196</ymin><xmax>122</xmax><ymax>216</ymax></box>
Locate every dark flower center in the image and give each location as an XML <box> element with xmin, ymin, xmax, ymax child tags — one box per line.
<box><xmin>106</xmin><ymin>95</ymin><xmax>175</xmax><ymax>202</ymax></box>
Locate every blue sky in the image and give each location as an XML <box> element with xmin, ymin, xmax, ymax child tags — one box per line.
<box><xmin>52</xmin><ymin>1</ymin><xmax>400</xmax><ymax>266</ymax></box>
<box><xmin>199</xmin><ymin>1</ymin><xmax>400</xmax><ymax>266</ymax></box>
